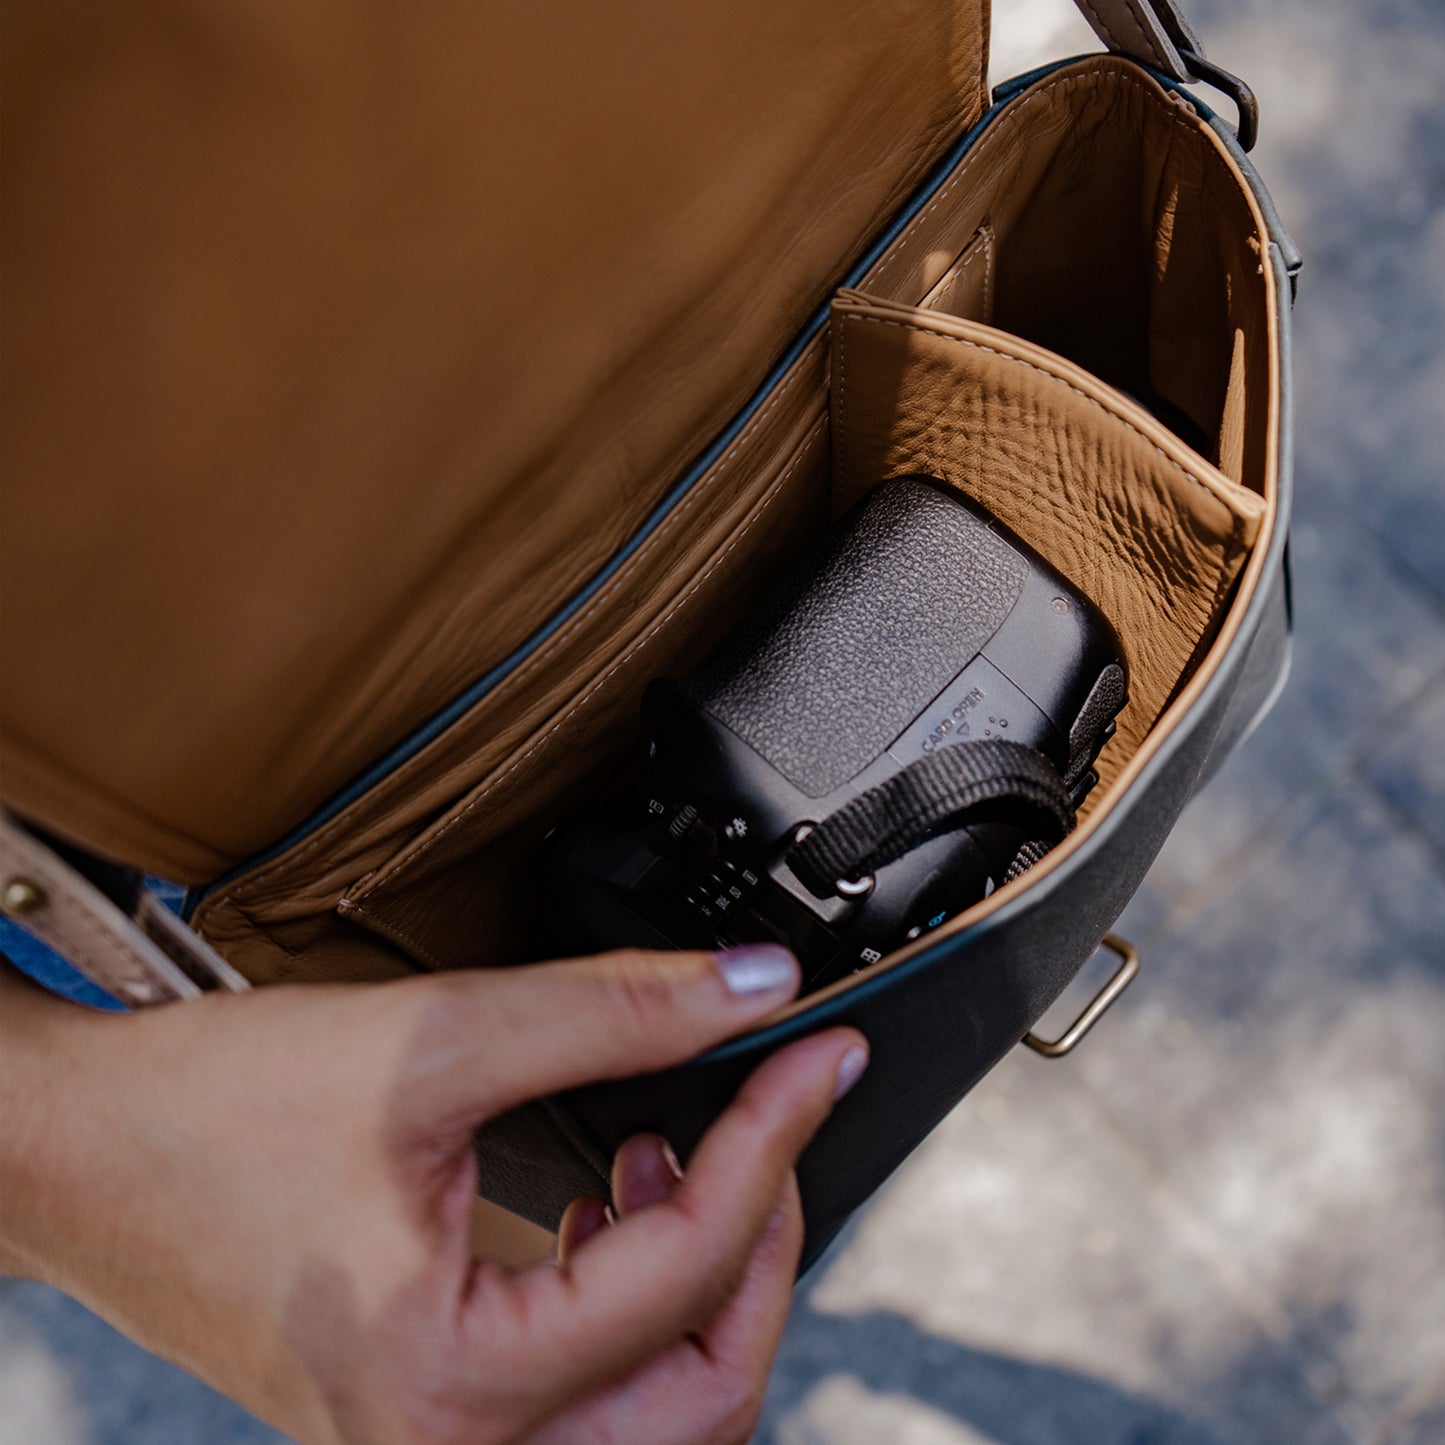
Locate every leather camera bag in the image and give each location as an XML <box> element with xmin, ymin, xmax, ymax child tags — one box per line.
<box><xmin>0</xmin><ymin>0</ymin><xmax>1296</xmax><ymax>1264</ymax></box>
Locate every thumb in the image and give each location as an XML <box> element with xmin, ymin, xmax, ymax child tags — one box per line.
<box><xmin>392</xmin><ymin>944</ymin><xmax>801</xmax><ymax>1124</ymax></box>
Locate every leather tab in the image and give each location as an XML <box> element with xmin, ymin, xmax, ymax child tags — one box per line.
<box><xmin>0</xmin><ymin>812</ymin><xmax>248</xmax><ymax>1006</ymax></box>
<box><xmin>1071</xmin><ymin>0</ymin><xmax>1203</xmax><ymax>81</ymax></box>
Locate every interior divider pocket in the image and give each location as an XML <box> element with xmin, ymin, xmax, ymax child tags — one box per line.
<box><xmin>919</xmin><ymin>223</ymin><xmax>995</xmax><ymax>324</ymax></box>
<box><xmin>831</xmin><ymin>290</ymin><xmax>1267</xmax><ymax>802</ymax></box>
<box><xmin>336</xmin><ymin>419</ymin><xmax>832</xmax><ymax>971</ymax></box>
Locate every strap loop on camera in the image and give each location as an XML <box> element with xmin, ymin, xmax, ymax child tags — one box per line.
<box><xmin>786</xmin><ymin>740</ymin><xmax>1076</xmax><ymax>900</ymax></box>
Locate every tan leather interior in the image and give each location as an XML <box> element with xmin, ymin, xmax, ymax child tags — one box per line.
<box><xmin>920</xmin><ymin>224</ymin><xmax>998</xmax><ymax>325</ymax></box>
<box><xmin>176</xmin><ymin>56</ymin><xmax>1281</xmax><ymax>986</ymax></box>
<box><xmin>0</xmin><ymin>0</ymin><xmax>988</xmax><ymax>880</ymax></box>
<box><xmin>829</xmin><ymin>297</ymin><xmax>1264</xmax><ymax>799</ymax></box>
<box><xmin>849</xmin><ymin>66</ymin><xmax>1274</xmax><ymax>490</ymax></box>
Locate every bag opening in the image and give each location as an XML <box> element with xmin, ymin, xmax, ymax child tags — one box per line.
<box><xmin>191</xmin><ymin>56</ymin><xmax>1279</xmax><ymax>987</ymax></box>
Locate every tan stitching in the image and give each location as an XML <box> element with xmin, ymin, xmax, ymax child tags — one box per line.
<box><xmin>869</xmin><ymin>70</ymin><xmax>1091</xmax><ymax>295</ymax></box>
<box><xmin>345</xmin><ymin>907</ymin><xmax>450</xmax><ymax>972</ymax></box>
<box><xmin>979</xmin><ymin>223</ymin><xmax>995</xmax><ymax>318</ymax></box>
<box><xmin>356</xmin><ymin>418</ymin><xmax>829</xmax><ymax>896</ymax></box>
<box><xmin>920</xmin><ymin>222</ymin><xmax>994</xmax><ymax>315</ymax></box>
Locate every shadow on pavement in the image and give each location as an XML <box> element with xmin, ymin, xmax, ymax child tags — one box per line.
<box><xmin>762</xmin><ymin>1297</ymin><xmax>1231</xmax><ymax>1445</ymax></box>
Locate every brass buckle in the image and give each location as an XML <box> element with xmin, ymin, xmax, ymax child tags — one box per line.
<box><xmin>1023</xmin><ymin>934</ymin><xmax>1140</xmax><ymax>1059</ymax></box>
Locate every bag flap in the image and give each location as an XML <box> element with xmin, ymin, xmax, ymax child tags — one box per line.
<box><xmin>0</xmin><ymin>0</ymin><xmax>990</xmax><ymax>881</ymax></box>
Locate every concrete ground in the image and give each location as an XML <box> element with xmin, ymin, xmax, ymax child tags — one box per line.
<box><xmin>3</xmin><ymin>1</ymin><xmax>1442</xmax><ymax>1440</ymax></box>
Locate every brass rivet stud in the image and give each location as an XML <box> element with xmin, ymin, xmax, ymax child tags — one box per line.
<box><xmin>2</xmin><ymin>877</ymin><xmax>48</xmax><ymax>916</ymax></box>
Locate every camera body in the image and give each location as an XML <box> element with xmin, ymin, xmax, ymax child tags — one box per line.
<box><xmin>530</xmin><ymin>478</ymin><xmax>1127</xmax><ymax>990</ymax></box>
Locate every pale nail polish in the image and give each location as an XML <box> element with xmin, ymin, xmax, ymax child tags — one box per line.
<box><xmin>833</xmin><ymin>1044</ymin><xmax>870</xmax><ymax>1101</ymax></box>
<box><xmin>660</xmin><ymin>1139</ymin><xmax>685</xmax><ymax>1181</ymax></box>
<box><xmin>713</xmin><ymin>943</ymin><xmax>799</xmax><ymax>997</ymax></box>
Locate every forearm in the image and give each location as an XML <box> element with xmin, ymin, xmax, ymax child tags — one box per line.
<box><xmin>0</xmin><ymin>967</ymin><xmax>226</xmax><ymax>1350</ymax></box>
<box><xmin>0</xmin><ymin>960</ymin><xmax>107</xmax><ymax>1280</ymax></box>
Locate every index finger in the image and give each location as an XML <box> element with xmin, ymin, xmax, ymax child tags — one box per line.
<box><xmin>455</xmin><ymin>1027</ymin><xmax>867</xmax><ymax>1426</ymax></box>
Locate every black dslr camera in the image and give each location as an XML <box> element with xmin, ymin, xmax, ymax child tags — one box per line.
<box><xmin>530</xmin><ymin>478</ymin><xmax>1127</xmax><ymax>990</ymax></box>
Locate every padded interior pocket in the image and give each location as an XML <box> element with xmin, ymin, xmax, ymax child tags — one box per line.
<box><xmin>830</xmin><ymin>292</ymin><xmax>1266</xmax><ymax>798</ymax></box>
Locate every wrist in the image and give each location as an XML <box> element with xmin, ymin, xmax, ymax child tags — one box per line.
<box><xmin>0</xmin><ymin>962</ymin><xmax>120</xmax><ymax>1280</ymax></box>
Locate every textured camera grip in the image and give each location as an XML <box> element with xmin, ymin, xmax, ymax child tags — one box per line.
<box><xmin>684</xmin><ymin>478</ymin><xmax>1027</xmax><ymax>797</ymax></box>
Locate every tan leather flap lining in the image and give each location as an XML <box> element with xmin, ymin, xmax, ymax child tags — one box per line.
<box><xmin>0</xmin><ymin>0</ymin><xmax>988</xmax><ymax>878</ymax></box>
<box><xmin>187</xmin><ymin>57</ymin><xmax>1281</xmax><ymax>987</ymax></box>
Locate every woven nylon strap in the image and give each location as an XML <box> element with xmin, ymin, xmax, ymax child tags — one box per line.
<box><xmin>786</xmin><ymin>741</ymin><xmax>1076</xmax><ymax>899</ymax></box>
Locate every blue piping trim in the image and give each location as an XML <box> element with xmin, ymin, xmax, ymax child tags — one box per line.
<box><xmin>188</xmin><ymin>54</ymin><xmax>1223</xmax><ymax>919</ymax></box>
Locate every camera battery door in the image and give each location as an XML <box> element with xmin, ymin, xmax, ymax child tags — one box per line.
<box><xmin>679</xmin><ymin>476</ymin><xmax>1036</xmax><ymax>801</ymax></box>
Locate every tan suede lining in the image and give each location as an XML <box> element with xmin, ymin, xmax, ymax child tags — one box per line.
<box><xmin>188</xmin><ymin>56</ymin><xmax>1280</xmax><ymax>985</ymax></box>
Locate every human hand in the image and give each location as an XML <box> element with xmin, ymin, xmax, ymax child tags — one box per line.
<box><xmin>0</xmin><ymin>946</ymin><xmax>865</xmax><ymax>1444</ymax></box>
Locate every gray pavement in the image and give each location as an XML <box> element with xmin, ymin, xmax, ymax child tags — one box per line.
<box><xmin>3</xmin><ymin>1</ymin><xmax>1442</xmax><ymax>1440</ymax></box>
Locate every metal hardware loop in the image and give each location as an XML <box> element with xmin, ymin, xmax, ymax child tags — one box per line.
<box><xmin>1023</xmin><ymin>933</ymin><xmax>1141</xmax><ymax>1059</ymax></box>
<box><xmin>1180</xmin><ymin>48</ymin><xmax>1259</xmax><ymax>152</ymax></box>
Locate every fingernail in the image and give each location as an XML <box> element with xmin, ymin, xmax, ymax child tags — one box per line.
<box><xmin>833</xmin><ymin>1044</ymin><xmax>870</xmax><ymax>1101</ymax></box>
<box><xmin>660</xmin><ymin>1139</ymin><xmax>684</xmax><ymax>1181</ymax></box>
<box><xmin>604</xmin><ymin>1203</ymin><xmax>619</xmax><ymax>1227</ymax></box>
<box><xmin>713</xmin><ymin>943</ymin><xmax>799</xmax><ymax>997</ymax></box>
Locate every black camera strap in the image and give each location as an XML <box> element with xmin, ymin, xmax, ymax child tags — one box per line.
<box><xmin>786</xmin><ymin>740</ymin><xmax>1076</xmax><ymax>899</ymax></box>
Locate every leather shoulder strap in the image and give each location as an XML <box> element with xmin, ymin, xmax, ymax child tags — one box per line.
<box><xmin>1071</xmin><ymin>0</ymin><xmax>1203</xmax><ymax>81</ymax></box>
<box><xmin>0</xmin><ymin>812</ymin><xmax>248</xmax><ymax>1007</ymax></box>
